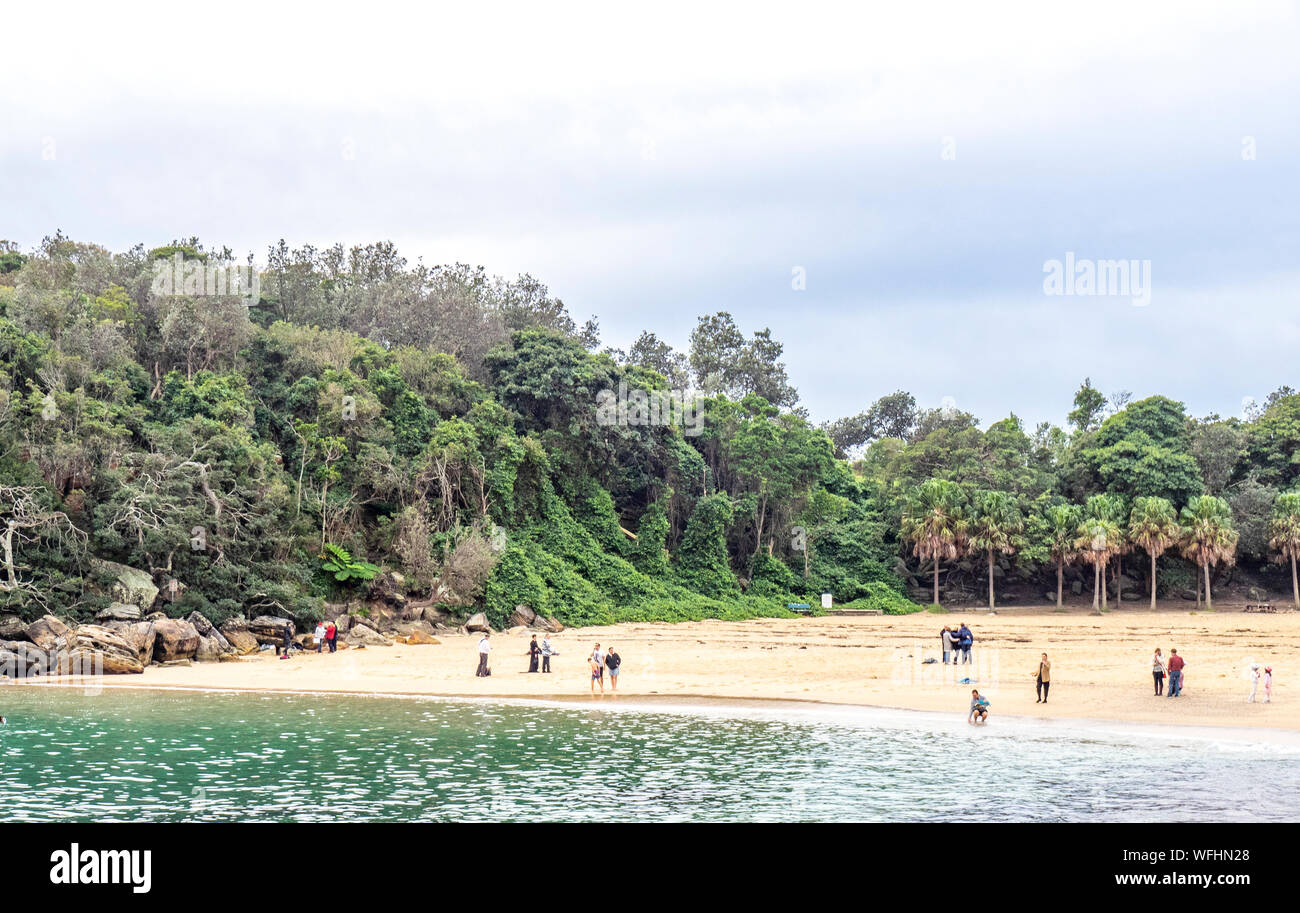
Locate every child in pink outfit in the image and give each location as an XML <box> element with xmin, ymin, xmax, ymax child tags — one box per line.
<box><xmin>1264</xmin><ymin>667</ymin><xmax>1273</xmax><ymax>703</ymax></box>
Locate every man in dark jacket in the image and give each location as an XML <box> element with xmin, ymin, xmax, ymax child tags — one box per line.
<box><xmin>526</xmin><ymin>635</ymin><xmax>541</xmax><ymax>673</ymax></box>
<box><xmin>280</xmin><ymin>621</ymin><xmax>294</xmax><ymax>659</ymax></box>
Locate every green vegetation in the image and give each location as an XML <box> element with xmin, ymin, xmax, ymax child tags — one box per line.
<box><xmin>2</xmin><ymin>233</ymin><xmax>1296</xmax><ymax>634</ymax></box>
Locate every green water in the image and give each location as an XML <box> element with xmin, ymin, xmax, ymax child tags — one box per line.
<box><xmin>1</xmin><ymin>687</ymin><xmax>1297</xmax><ymax>822</ymax></box>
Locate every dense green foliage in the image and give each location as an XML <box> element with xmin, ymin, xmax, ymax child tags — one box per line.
<box><xmin>3</xmin><ymin>233</ymin><xmax>1297</xmax><ymax>631</ymax></box>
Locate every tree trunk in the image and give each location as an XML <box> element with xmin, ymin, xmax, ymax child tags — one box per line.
<box><xmin>1116</xmin><ymin>555</ymin><xmax>1123</xmax><ymax>605</ymax></box>
<box><xmin>1056</xmin><ymin>557</ymin><xmax>1063</xmax><ymax>608</ymax></box>
<box><xmin>987</xmin><ymin>549</ymin><xmax>995</xmax><ymax>610</ymax></box>
<box><xmin>1292</xmin><ymin>554</ymin><xmax>1299</xmax><ymax>608</ymax></box>
<box><xmin>933</xmin><ymin>559</ymin><xmax>940</xmax><ymax>606</ymax></box>
<box><xmin>1150</xmin><ymin>552</ymin><xmax>1158</xmax><ymax>611</ymax></box>
<box><xmin>1195</xmin><ymin>566</ymin><xmax>1202</xmax><ymax>608</ymax></box>
<box><xmin>1204</xmin><ymin>562</ymin><xmax>1213</xmax><ymax>610</ymax></box>
<box><xmin>1092</xmin><ymin>562</ymin><xmax>1100</xmax><ymax>610</ymax></box>
<box><xmin>1101</xmin><ymin>562</ymin><xmax>1108</xmax><ymax>611</ymax></box>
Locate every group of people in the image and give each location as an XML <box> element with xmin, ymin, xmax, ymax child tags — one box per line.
<box><xmin>524</xmin><ymin>634</ymin><xmax>557</xmax><ymax>673</ymax></box>
<box><xmin>1151</xmin><ymin>647</ymin><xmax>1185</xmax><ymax>697</ymax></box>
<box><xmin>310</xmin><ymin>621</ymin><xmax>339</xmax><ymax>655</ymax></box>
<box><xmin>587</xmin><ymin>643</ymin><xmax>621</xmax><ymax>693</ymax></box>
<box><xmin>940</xmin><ymin>624</ymin><xmax>974</xmax><ymax>664</ymax></box>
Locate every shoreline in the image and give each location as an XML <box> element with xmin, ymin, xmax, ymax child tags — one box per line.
<box><xmin>16</xmin><ymin>678</ymin><xmax>1300</xmax><ymax>749</ymax></box>
<box><xmin>8</xmin><ymin>610</ymin><xmax>1296</xmax><ymax>736</ymax></box>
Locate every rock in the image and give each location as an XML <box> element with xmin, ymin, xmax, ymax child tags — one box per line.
<box><xmin>404</xmin><ymin>630</ymin><xmax>440</xmax><ymax>645</ymax></box>
<box><xmin>344</xmin><ymin>623</ymin><xmax>390</xmax><ymax>647</ymax></box>
<box><xmin>25</xmin><ymin>614</ymin><xmax>70</xmax><ymax>650</ymax></box>
<box><xmin>532</xmin><ymin>615</ymin><xmax>564</xmax><ymax>633</ymax></box>
<box><xmin>1121</xmin><ymin>590</ymin><xmax>1142</xmax><ymax>601</ymax></box>
<box><xmin>90</xmin><ymin>559</ymin><xmax>159</xmax><ymax>611</ymax></box>
<box><xmin>194</xmin><ymin>633</ymin><xmax>230</xmax><ymax>662</ymax></box>
<box><xmin>103</xmin><ymin>621</ymin><xmax>158</xmax><ymax>665</ymax></box>
<box><xmin>333</xmin><ymin>615</ymin><xmax>353</xmax><ymax>634</ymax></box>
<box><xmin>248</xmin><ymin>615</ymin><xmax>294</xmax><ymax>645</ymax></box>
<box><xmin>508</xmin><ymin>604</ymin><xmax>536</xmax><ymax>628</ymax></box>
<box><xmin>506</xmin><ymin>625</ymin><xmax>528</xmax><ymax>635</ymax></box>
<box><xmin>186</xmin><ymin>611</ymin><xmax>217</xmax><ymax>636</ymax></box>
<box><xmin>393</xmin><ymin>619</ymin><xmax>436</xmax><ymax>637</ymax></box>
<box><xmin>1070</xmin><ymin>580</ymin><xmax>1083</xmax><ymax>596</ymax></box>
<box><xmin>0</xmin><ymin>614</ymin><xmax>25</xmax><ymax>640</ymax></box>
<box><xmin>218</xmin><ymin>618</ymin><xmax>261</xmax><ymax>655</ymax></box>
<box><xmin>153</xmin><ymin>619</ymin><xmax>201</xmax><ymax>662</ymax></box>
<box><xmin>1</xmin><ymin>641</ymin><xmax>50</xmax><ymax>678</ymax></box>
<box><xmin>421</xmin><ymin>605</ymin><xmax>450</xmax><ymax>625</ymax></box>
<box><xmin>96</xmin><ymin>602</ymin><xmax>142</xmax><ymax>623</ymax></box>
<box><xmin>57</xmin><ymin>625</ymin><xmax>144</xmax><ymax>675</ymax></box>
<box><xmin>465</xmin><ymin>612</ymin><xmax>490</xmax><ymax>633</ymax></box>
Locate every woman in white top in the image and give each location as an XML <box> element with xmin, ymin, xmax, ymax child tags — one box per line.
<box><xmin>314</xmin><ymin>622</ymin><xmax>327</xmax><ymax>654</ymax></box>
<box><xmin>1152</xmin><ymin>648</ymin><xmax>1165</xmax><ymax>696</ymax></box>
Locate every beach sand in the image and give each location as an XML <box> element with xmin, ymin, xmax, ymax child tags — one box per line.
<box><xmin>43</xmin><ymin>604</ymin><xmax>1298</xmax><ymax>732</ymax></box>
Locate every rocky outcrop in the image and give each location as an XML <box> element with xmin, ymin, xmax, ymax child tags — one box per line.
<box><xmin>25</xmin><ymin>614</ymin><xmax>70</xmax><ymax>650</ymax></box>
<box><xmin>465</xmin><ymin>612</ymin><xmax>491</xmax><ymax>633</ymax></box>
<box><xmin>0</xmin><ymin>614</ymin><xmax>25</xmax><ymax>640</ymax></box>
<box><xmin>103</xmin><ymin>620</ymin><xmax>158</xmax><ymax>665</ymax></box>
<box><xmin>217</xmin><ymin>617</ymin><xmax>261</xmax><ymax>655</ymax></box>
<box><xmin>153</xmin><ymin>619</ymin><xmax>201</xmax><ymax>662</ymax></box>
<box><xmin>248</xmin><ymin>616</ymin><xmax>294</xmax><ymax>645</ymax></box>
<box><xmin>400</xmin><ymin>630</ymin><xmax>440</xmax><ymax>645</ymax></box>
<box><xmin>96</xmin><ymin>603</ymin><xmax>142</xmax><ymax>623</ymax></box>
<box><xmin>1</xmin><ymin>640</ymin><xmax>49</xmax><ymax>677</ymax></box>
<box><xmin>91</xmin><ymin>559</ymin><xmax>159</xmax><ymax>611</ymax></box>
<box><xmin>57</xmin><ymin>625</ymin><xmax>145</xmax><ymax>675</ymax></box>
<box><xmin>344</xmin><ymin>623</ymin><xmax>390</xmax><ymax>647</ymax></box>
<box><xmin>507</xmin><ymin>604</ymin><xmax>536</xmax><ymax>628</ymax></box>
<box><xmin>532</xmin><ymin>615</ymin><xmax>564</xmax><ymax>633</ymax></box>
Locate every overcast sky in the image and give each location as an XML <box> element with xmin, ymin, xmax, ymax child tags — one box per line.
<box><xmin>3</xmin><ymin>1</ymin><xmax>1298</xmax><ymax>428</ymax></box>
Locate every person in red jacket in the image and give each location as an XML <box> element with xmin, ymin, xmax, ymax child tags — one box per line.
<box><xmin>1166</xmin><ymin>649</ymin><xmax>1185</xmax><ymax>697</ymax></box>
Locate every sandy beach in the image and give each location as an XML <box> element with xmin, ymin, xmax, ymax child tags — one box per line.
<box><xmin>27</xmin><ymin>604</ymin><xmax>1295</xmax><ymax>732</ymax></box>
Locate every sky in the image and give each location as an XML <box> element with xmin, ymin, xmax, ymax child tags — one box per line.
<box><xmin>3</xmin><ymin>0</ymin><xmax>1299</xmax><ymax>428</ymax></box>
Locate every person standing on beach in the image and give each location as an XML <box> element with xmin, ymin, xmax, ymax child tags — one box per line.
<box><xmin>1166</xmin><ymin>648</ymin><xmax>1185</xmax><ymax>697</ymax></box>
<box><xmin>941</xmin><ymin>626</ymin><xmax>956</xmax><ymax>665</ymax></box>
<box><xmin>1035</xmin><ymin>653</ymin><xmax>1051</xmax><ymax>703</ymax></box>
<box><xmin>314</xmin><ymin>621</ymin><xmax>327</xmax><ymax>654</ymax></box>
<box><xmin>526</xmin><ymin>635</ymin><xmax>541</xmax><ymax>673</ymax></box>
<box><xmin>280</xmin><ymin>621</ymin><xmax>294</xmax><ymax>659</ymax></box>
<box><xmin>1152</xmin><ymin>648</ymin><xmax>1165</xmax><ymax>696</ymax></box>
<box><xmin>476</xmin><ymin>632</ymin><xmax>491</xmax><ymax>677</ymax></box>
<box><xmin>1264</xmin><ymin>667</ymin><xmax>1273</xmax><ymax>703</ymax></box>
<box><xmin>1248</xmin><ymin>664</ymin><xmax>1261</xmax><ymax>703</ymax></box>
<box><xmin>958</xmin><ymin>623</ymin><xmax>973</xmax><ymax>665</ymax></box>
<box><xmin>589</xmin><ymin>643</ymin><xmax>605</xmax><ymax>694</ymax></box>
<box><xmin>326</xmin><ymin>620</ymin><xmax>338</xmax><ymax>653</ymax></box>
<box><xmin>605</xmin><ymin>646</ymin><xmax>621</xmax><ymax>692</ymax></box>
<box><xmin>541</xmin><ymin>634</ymin><xmax>556</xmax><ymax>673</ymax></box>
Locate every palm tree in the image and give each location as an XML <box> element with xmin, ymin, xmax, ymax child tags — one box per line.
<box><xmin>1076</xmin><ymin>516</ymin><xmax>1122</xmax><ymax>611</ymax></box>
<box><xmin>1128</xmin><ymin>496</ymin><xmax>1180</xmax><ymax>611</ymax></box>
<box><xmin>901</xmin><ymin>479</ymin><xmax>968</xmax><ymax>607</ymax></box>
<box><xmin>969</xmin><ymin>490</ymin><xmax>1024</xmax><ymax>610</ymax></box>
<box><xmin>1269</xmin><ymin>491</ymin><xmax>1300</xmax><ymax>607</ymax></box>
<box><xmin>1043</xmin><ymin>504</ymin><xmax>1082</xmax><ymax>608</ymax></box>
<box><xmin>1082</xmin><ymin>494</ymin><xmax>1124</xmax><ymax>609</ymax></box>
<box><xmin>1180</xmin><ymin>495</ymin><xmax>1238</xmax><ymax>610</ymax></box>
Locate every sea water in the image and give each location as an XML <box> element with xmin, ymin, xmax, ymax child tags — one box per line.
<box><xmin>1</xmin><ymin>687</ymin><xmax>1296</xmax><ymax>822</ymax></box>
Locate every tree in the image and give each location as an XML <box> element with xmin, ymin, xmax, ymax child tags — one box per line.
<box><xmin>900</xmin><ymin>479</ymin><xmax>967</xmax><ymax>607</ymax></box>
<box><xmin>1180</xmin><ymin>495</ymin><xmax>1238</xmax><ymax>610</ymax></box>
<box><xmin>1128</xmin><ymin>496</ymin><xmax>1180</xmax><ymax>610</ymax></box>
<box><xmin>1269</xmin><ymin>491</ymin><xmax>1300</xmax><ymax>607</ymax></box>
<box><xmin>968</xmin><ymin>490</ymin><xmax>1024</xmax><ymax>610</ymax></box>
<box><xmin>1075</xmin><ymin>514</ymin><xmax>1121</xmax><ymax>611</ymax></box>
<box><xmin>1068</xmin><ymin>378</ymin><xmax>1107</xmax><ymax>433</ymax></box>
<box><xmin>1033</xmin><ymin>503</ymin><xmax>1081</xmax><ymax>608</ymax></box>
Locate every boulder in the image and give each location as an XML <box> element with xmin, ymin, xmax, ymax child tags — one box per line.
<box><xmin>0</xmin><ymin>614</ymin><xmax>25</xmax><ymax>640</ymax></box>
<box><xmin>153</xmin><ymin>619</ymin><xmax>201</xmax><ymax>662</ymax></box>
<box><xmin>96</xmin><ymin>602</ymin><xmax>142</xmax><ymax>623</ymax></box>
<box><xmin>393</xmin><ymin>619</ymin><xmax>436</xmax><ymax>637</ymax></box>
<box><xmin>508</xmin><ymin>604</ymin><xmax>536</xmax><ymax>628</ymax></box>
<box><xmin>248</xmin><ymin>615</ymin><xmax>294</xmax><ymax>645</ymax></box>
<box><xmin>186</xmin><ymin>611</ymin><xmax>217</xmax><ymax>637</ymax></box>
<box><xmin>1121</xmin><ymin>590</ymin><xmax>1143</xmax><ymax>601</ymax></box>
<box><xmin>1070</xmin><ymin>580</ymin><xmax>1084</xmax><ymax>596</ymax></box>
<box><xmin>532</xmin><ymin>615</ymin><xmax>564</xmax><ymax>633</ymax></box>
<box><xmin>403</xmin><ymin>630</ymin><xmax>440</xmax><ymax>645</ymax></box>
<box><xmin>421</xmin><ymin>605</ymin><xmax>450</xmax><ymax>625</ymax></box>
<box><xmin>218</xmin><ymin>617</ymin><xmax>262</xmax><ymax>655</ymax></box>
<box><xmin>25</xmin><ymin>614</ymin><xmax>70</xmax><ymax>650</ymax></box>
<box><xmin>344</xmin><ymin>623</ymin><xmax>390</xmax><ymax>647</ymax></box>
<box><xmin>1</xmin><ymin>641</ymin><xmax>50</xmax><ymax>678</ymax></box>
<box><xmin>57</xmin><ymin>625</ymin><xmax>144</xmax><ymax>675</ymax></box>
<box><xmin>194</xmin><ymin>633</ymin><xmax>230</xmax><ymax>662</ymax></box>
<box><xmin>103</xmin><ymin>621</ymin><xmax>158</xmax><ymax>665</ymax></box>
<box><xmin>465</xmin><ymin>612</ymin><xmax>491</xmax><ymax>633</ymax></box>
<box><xmin>333</xmin><ymin>614</ymin><xmax>354</xmax><ymax>634</ymax></box>
<box><xmin>90</xmin><ymin>559</ymin><xmax>159</xmax><ymax>611</ymax></box>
